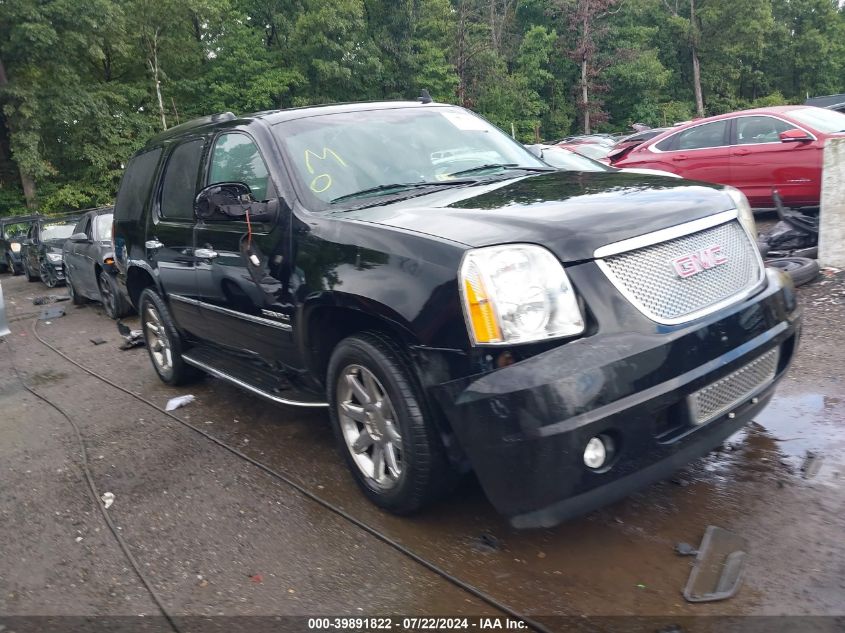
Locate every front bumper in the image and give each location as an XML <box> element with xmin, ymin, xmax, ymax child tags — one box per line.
<box><xmin>431</xmin><ymin>269</ymin><xmax>801</xmax><ymax>528</ymax></box>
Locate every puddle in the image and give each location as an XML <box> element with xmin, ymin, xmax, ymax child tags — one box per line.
<box><xmin>752</xmin><ymin>392</ymin><xmax>844</xmax><ymax>486</ymax></box>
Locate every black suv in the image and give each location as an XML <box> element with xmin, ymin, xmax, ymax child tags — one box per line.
<box><xmin>113</xmin><ymin>101</ymin><xmax>801</xmax><ymax>528</ymax></box>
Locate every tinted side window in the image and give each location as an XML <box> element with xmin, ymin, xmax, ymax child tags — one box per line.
<box><xmin>675</xmin><ymin>120</ymin><xmax>729</xmax><ymax>150</ymax></box>
<box><xmin>209</xmin><ymin>133</ymin><xmax>272</xmax><ymax>200</ymax></box>
<box><xmin>114</xmin><ymin>148</ymin><xmax>163</xmax><ymax>221</ymax></box>
<box><xmin>736</xmin><ymin>116</ymin><xmax>793</xmax><ymax>145</ymax></box>
<box><xmin>160</xmin><ymin>139</ymin><xmax>205</xmax><ymax>220</ymax></box>
<box><xmin>72</xmin><ymin>216</ymin><xmax>89</xmax><ymax>236</ymax></box>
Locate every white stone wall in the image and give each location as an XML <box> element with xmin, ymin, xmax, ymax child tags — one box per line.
<box><xmin>819</xmin><ymin>137</ymin><xmax>845</xmax><ymax>268</ymax></box>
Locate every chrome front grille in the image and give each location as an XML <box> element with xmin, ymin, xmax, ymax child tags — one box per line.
<box><xmin>598</xmin><ymin>219</ymin><xmax>764</xmax><ymax>324</ymax></box>
<box><xmin>688</xmin><ymin>348</ymin><xmax>779</xmax><ymax>424</ymax></box>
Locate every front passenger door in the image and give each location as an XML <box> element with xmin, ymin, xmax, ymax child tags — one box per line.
<box><xmin>194</xmin><ymin>132</ymin><xmax>295</xmax><ymax>364</ymax></box>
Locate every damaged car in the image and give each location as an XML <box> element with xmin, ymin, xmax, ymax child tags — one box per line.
<box><xmin>1</xmin><ymin>215</ymin><xmax>38</xmax><ymax>276</ymax></box>
<box><xmin>113</xmin><ymin>101</ymin><xmax>801</xmax><ymax>528</ymax></box>
<box><xmin>63</xmin><ymin>207</ymin><xmax>131</xmax><ymax>319</ymax></box>
<box><xmin>20</xmin><ymin>216</ymin><xmax>79</xmax><ymax>288</ymax></box>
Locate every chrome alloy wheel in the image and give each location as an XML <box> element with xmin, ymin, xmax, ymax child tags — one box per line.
<box><xmin>337</xmin><ymin>364</ymin><xmax>403</xmax><ymax>489</ymax></box>
<box><xmin>143</xmin><ymin>303</ymin><xmax>172</xmax><ymax>372</ymax></box>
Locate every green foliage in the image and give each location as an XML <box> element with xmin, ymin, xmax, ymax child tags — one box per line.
<box><xmin>1</xmin><ymin>0</ymin><xmax>843</xmax><ymax>213</ymax></box>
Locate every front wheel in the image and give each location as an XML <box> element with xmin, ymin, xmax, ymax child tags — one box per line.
<box><xmin>327</xmin><ymin>332</ymin><xmax>454</xmax><ymax>514</ymax></box>
<box><xmin>6</xmin><ymin>254</ymin><xmax>20</xmax><ymax>276</ymax></box>
<box><xmin>138</xmin><ymin>288</ymin><xmax>200</xmax><ymax>386</ymax></box>
<box><xmin>40</xmin><ymin>262</ymin><xmax>58</xmax><ymax>288</ymax></box>
<box><xmin>98</xmin><ymin>271</ymin><xmax>130</xmax><ymax>319</ymax></box>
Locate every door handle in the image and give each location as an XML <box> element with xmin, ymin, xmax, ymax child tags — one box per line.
<box><xmin>194</xmin><ymin>248</ymin><xmax>219</xmax><ymax>259</ymax></box>
<box><xmin>672</xmin><ymin>155</ymin><xmax>688</xmax><ymax>161</ymax></box>
<box><xmin>732</xmin><ymin>149</ymin><xmax>751</xmax><ymax>156</ymax></box>
<box><xmin>145</xmin><ymin>239</ymin><xmax>164</xmax><ymax>250</ymax></box>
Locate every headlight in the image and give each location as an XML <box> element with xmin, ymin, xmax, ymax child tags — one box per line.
<box><xmin>10</xmin><ymin>242</ymin><xmax>21</xmax><ymax>253</ymax></box>
<box><xmin>725</xmin><ymin>187</ymin><xmax>756</xmax><ymax>238</ymax></box>
<box><xmin>459</xmin><ymin>244</ymin><xmax>585</xmax><ymax>345</ymax></box>
<box><xmin>46</xmin><ymin>252</ymin><xmax>62</xmax><ymax>263</ymax></box>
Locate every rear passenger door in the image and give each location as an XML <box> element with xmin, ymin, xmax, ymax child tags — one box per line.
<box><xmin>193</xmin><ymin>131</ymin><xmax>295</xmax><ymax>363</ymax></box>
<box><xmin>147</xmin><ymin>138</ymin><xmax>206</xmax><ymax>335</ymax></box>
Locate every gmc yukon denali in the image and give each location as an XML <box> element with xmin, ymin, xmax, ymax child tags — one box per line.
<box><xmin>112</xmin><ymin>101</ymin><xmax>801</xmax><ymax>528</ymax></box>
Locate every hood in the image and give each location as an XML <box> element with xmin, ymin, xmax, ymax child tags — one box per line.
<box><xmin>342</xmin><ymin>171</ymin><xmax>734</xmax><ymax>262</ymax></box>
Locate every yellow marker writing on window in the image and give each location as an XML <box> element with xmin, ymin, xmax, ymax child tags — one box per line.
<box><xmin>304</xmin><ymin>148</ymin><xmax>347</xmax><ymax>174</ymax></box>
<box><xmin>310</xmin><ymin>174</ymin><xmax>332</xmax><ymax>193</ymax></box>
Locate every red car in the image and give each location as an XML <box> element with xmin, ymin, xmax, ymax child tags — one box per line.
<box><xmin>613</xmin><ymin>106</ymin><xmax>845</xmax><ymax>208</ymax></box>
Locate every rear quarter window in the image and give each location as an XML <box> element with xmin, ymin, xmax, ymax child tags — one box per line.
<box><xmin>114</xmin><ymin>148</ymin><xmax>163</xmax><ymax>221</ymax></box>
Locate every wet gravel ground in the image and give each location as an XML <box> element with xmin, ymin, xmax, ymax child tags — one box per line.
<box><xmin>0</xmin><ymin>266</ymin><xmax>842</xmax><ymax>624</ymax></box>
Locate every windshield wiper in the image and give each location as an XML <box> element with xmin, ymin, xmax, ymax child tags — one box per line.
<box><xmin>330</xmin><ymin>180</ymin><xmax>475</xmax><ymax>204</ymax></box>
<box><xmin>446</xmin><ymin>163</ymin><xmax>555</xmax><ymax>177</ymax></box>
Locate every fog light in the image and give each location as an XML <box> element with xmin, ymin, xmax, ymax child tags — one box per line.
<box><xmin>583</xmin><ymin>436</ymin><xmax>608</xmax><ymax>469</ymax></box>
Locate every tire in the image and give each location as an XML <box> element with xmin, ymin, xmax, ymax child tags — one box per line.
<box><xmin>40</xmin><ymin>261</ymin><xmax>58</xmax><ymax>288</ymax></box>
<box><xmin>66</xmin><ymin>270</ymin><xmax>86</xmax><ymax>305</ymax></box>
<box><xmin>138</xmin><ymin>288</ymin><xmax>201</xmax><ymax>386</ymax></box>
<box><xmin>327</xmin><ymin>331</ymin><xmax>454</xmax><ymax>515</ymax></box>
<box><xmin>24</xmin><ymin>259</ymin><xmax>38</xmax><ymax>282</ymax></box>
<box><xmin>98</xmin><ymin>270</ymin><xmax>130</xmax><ymax>319</ymax></box>
<box><xmin>6</xmin><ymin>254</ymin><xmax>20</xmax><ymax>276</ymax></box>
<box><xmin>766</xmin><ymin>257</ymin><xmax>820</xmax><ymax>287</ymax></box>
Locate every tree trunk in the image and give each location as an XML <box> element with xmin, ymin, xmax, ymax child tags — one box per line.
<box><xmin>690</xmin><ymin>0</ymin><xmax>705</xmax><ymax>117</ymax></box>
<box><xmin>0</xmin><ymin>56</ymin><xmax>37</xmax><ymax>208</ymax></box>
<box><xmin>147</xmin><ymin>29</ymin><xmax>167</xmax><ymax>131</ymax></box>
<box><xmin>581</xmin><ymin>54</ymin><xmax>590</xmax><ymax>134</ymax></box>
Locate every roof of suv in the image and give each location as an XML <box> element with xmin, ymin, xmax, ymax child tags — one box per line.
<box><xmin>144</xmin><ymin>100</ymin><xmax>446</xmax><ymax>146</ymax></box>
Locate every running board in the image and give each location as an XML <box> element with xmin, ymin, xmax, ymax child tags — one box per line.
<box><xmin>182</xmin><ymin>348</ymin><xmax>328</xmax><ymax>409</ymax></box>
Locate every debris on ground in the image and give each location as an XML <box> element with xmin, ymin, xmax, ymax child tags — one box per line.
<box><xmin>675</xmin><ymin>542</ymin><xmax>698</xmax><ymax>556</ymax></box>
<box><xmin>101</xmin><ymin>492</ymin><xmax>115</xmax><ymax>509</ymax></box>
<box><xmin>165</xmin><ymin>395</ymin><xmax>195</xmax><ymax>411</ymax></box>
<box><xmin>32</xmin><ymin>295</ymin><xmax>70</xmax><ymax>305</ymax></box>
<box><xmin>38</xmin><ymin>306</ymin><xmax>65</xmax><ymax>321</ymax></box>
<box><xmin>683</xmin><ymin>525</ymin><xmax>747</xmax><ymax>603</ymax></box>
<box><xmin>116</xmin><ymin>321</ymin><xmax>144</xmax><ymax>350</ymax></box>
<box><xmin>249</xmin><ymin>573</ymin><xmax>263</xmax><ymax>583</ymax></box>
<box><xmin>470</xmin><ymin>532</ymin><xmax>502</xmax><ymax>553</ymax></box>
<box><xmin>90</xmin><ymin>337</ymin><xmax>107</xmax><ymax>346</ymax></box>
<box><xmin>801</xmin><ymin>451</ymin><xmax>823</xmax><ymax>479</ymax></box>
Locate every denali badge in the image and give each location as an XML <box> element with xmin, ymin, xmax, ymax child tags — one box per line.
<box><xmin>671</xmin><ymin>245</ymin><xmax>728</xmax><ymax>278</ymax></box>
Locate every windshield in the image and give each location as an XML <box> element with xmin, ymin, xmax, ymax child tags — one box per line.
<box><xmin>273</xmin><ymin>106</ymin><xmax>547</xmax><ymax>207</ymax></box>
<box><xmin>536</xmin><ymin>146</ymin><xmax>610</xmax><ymax>172</ymax></box>
<box><xmin>788</xmin><ymin>107</ymin><xmax>845</xmax><ymax>133</ymax></box>
<box><xmin>94</xmin><ymin>214</ymin><xmax>113</xmax><ymax>241</ymax></box>
<box><xmin>41</xmin><ymin>222</ymin><xmax>76</xmax><ymax>241</ymax></box>
<box><xmin>2</xmin><ymin>222</ymin><xmax>31</xmax><ymax>240</ymax></box>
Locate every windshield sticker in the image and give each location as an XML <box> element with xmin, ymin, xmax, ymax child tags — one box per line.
<box><xmin>440</xmin><ymin>111</ymin><xmax>489</xmax><ymax>132</ymax></box>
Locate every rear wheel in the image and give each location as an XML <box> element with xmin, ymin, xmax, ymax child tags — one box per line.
<box><xmin>327</xmin><ymin>332</ymin><xmax>454</xmax><ymax>514</ymax></box>
<box><xmin>66</xmin><ymin>270</ymin><xmax>86</xmax><ymax>305</ymax></box>
<box><xmin>139</xmin><ymin>288</ymin><xmax>200</xmax><ymax>386</ymax></box>
<box><xmin>98</xmin><ymin>270</ymin><xmax>130</xmax><ymax>319</ymax></box>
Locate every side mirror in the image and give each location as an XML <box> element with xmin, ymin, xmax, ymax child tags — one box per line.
<box><xmin>779</xmin><ymin>129</ymin><xmax>813</xmax><ymax>143</ymax></box>
<box><xmin>69</xmin><ymin>232</ymin><xmax>89</xmax><ymax>243</ymax></box>
<box><xmin>194</xmin><ymin>182</ymin><xmax>278</xmax><ymax>223</ymax></box>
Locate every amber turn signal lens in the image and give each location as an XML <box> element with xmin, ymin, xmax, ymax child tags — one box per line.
<box><xmin>463</xmin><ymin>274</ymin><xmax>501</xmax><ymax>344</ymax></box>
<box><xmin>104</xmin><ymin>257</ymin><xmax>115</xmax><ymax>265</ymax></box>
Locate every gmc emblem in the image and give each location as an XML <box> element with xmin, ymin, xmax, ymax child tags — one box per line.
<box><xmin>671</xmin><ymin>245</ymin><xmax>728</xmax><ymax>278</ymax></box>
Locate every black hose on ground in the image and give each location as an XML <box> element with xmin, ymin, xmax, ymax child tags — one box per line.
<box><xmin>27</xmin><ymin>317</ymin><xmax>555</xmax><ymax>633</ymax></box>
<box><xmin>1</xmin><ymin>333</ymin><xmax>182</xmax><ymax>633</ymax></box>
